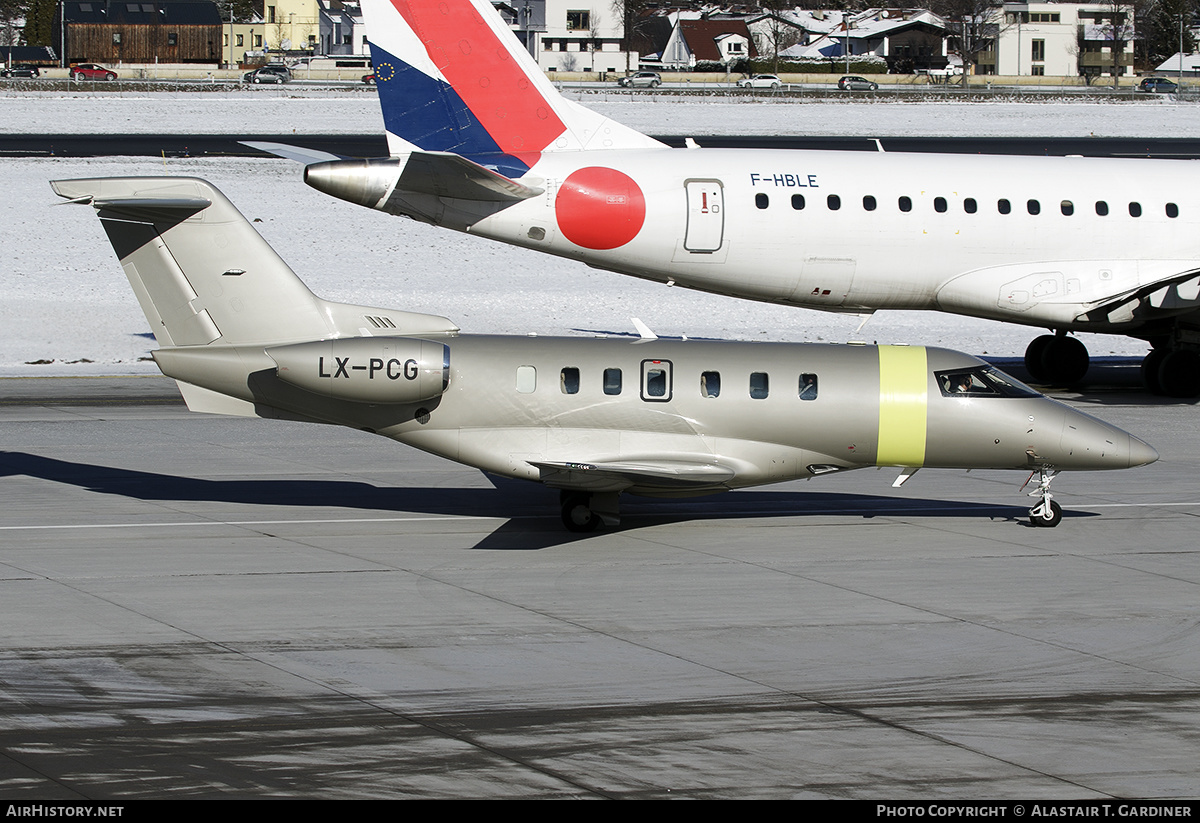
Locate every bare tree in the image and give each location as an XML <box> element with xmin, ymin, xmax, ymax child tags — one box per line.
<box><xmin>752</xmin><ymin>10</ymin><xmax>804</xmax><ymax>74</ymax></box>
<box><xmin>930</xmin><ymin>0</ymin><xmax>1002</xmax><ymax>86</ymax></box>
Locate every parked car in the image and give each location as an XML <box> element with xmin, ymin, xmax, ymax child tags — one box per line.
<box><xmin>618</xmin><ymin>71</ymin><xmax>661</xmax><ymax>88</ymax></box>
<box><xmin>243</xmin><ymin>67</ymin><xmax>289</xmax><ymax>84</ymax></box>
<box><xmin>738</xmin><ymin>74</ymin><xmax>782</xmax><ymax>89</ymax></box>
<box><xmin>69</xmin><ymin>64</ymin><xmax>117</xmax><ymax>81</ymax></box>
<box><xmin>1138</xmin><ymin>77</ymin><xmax>1179</xmax><ymax>93</ymax></box>
<box><xmin>838</xmin><ymin>75</ymin><xmax>878</xmax><ymax>91</ymax></box>
<box><xmin>1</xmin><ymin>64</ymin><xmax>40</xmax><ymax>78</ymax></box>
<box><xmin>362</xmin><ymin>72</ymin><xmax>376</xmax><ymax>85</ymax></box>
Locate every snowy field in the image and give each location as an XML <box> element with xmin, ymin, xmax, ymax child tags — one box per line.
<box><xmin>3</xmin><ymin>90</ymin><xmax>1196</xmax><ymax>375</ymax></box>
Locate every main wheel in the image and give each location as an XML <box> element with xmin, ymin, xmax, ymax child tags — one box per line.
<box><xmin>561</xmin><ymin>494</ymin><xmax>600</xmax><ymax>533</ymax></box>
<box><xmin>1039</xmin><ymin>335</ymin><xmax>1089</xmax><ymax>385</ymax></box>
<box><xmin>1030</xmin><ymin>499</ymin><xmax>1063</xmax><ymax>528</ymax></box>
<box><xmin>1024</xmin><ymin>335</ymin><xmax>1055</xmax><ymax>382</ymax></box>
<box><xmin>1156</xmin><ymin>349</ymin><xmax>1200</xmax><ymax>398</ymax></box>
<box><xmin>1141</xmin><ymin>348</ymin><xmax>1168</xmax><ymax>395</ymax></box>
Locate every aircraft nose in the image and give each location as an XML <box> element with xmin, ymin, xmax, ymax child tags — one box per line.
<box><xmin>1127</xmin><ymin>434</ymin><xmax>1159</xmax><ymax>468</ymax></box>
<box><xmin>1058</xmin><ymin>410</ymin><xmax>1157</xmax><ymax>469</ymax></box>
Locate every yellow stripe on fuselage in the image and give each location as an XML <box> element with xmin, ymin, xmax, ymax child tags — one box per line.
<box><xmin>877</xmin><ymin>346</ymin><xmax>928</xmax><ymax>466</ymax></box>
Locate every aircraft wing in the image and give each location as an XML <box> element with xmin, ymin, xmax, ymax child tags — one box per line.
<box><xmin>530</xmin><ymin>458</ymin><xmax>736</xmax><ymax>494</ymax></box>
<box><xmin>1079</xmin><ymin>269</ymin><xmax>1200</xmax><ymax>325</ymax></box>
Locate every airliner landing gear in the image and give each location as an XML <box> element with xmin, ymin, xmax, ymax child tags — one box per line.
<box><xmin>1024</xmin><ymin>334</ymin><xmax>1089</xmax><ymax>386</ymax></box>
<box><xmin>1141</xmin><ymin>346</ymin><xmax>1200</xmax><ymax>398</ymax></box>
<box><xmin>1025</xmin><ymin>468</ymin><xmax>1062</xmax><ymax>528</ymax></box>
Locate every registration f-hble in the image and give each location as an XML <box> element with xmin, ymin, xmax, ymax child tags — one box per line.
<box><xmin>53</xmin><ymin>177</ymin><xmax>1156</xmax><ymax>531</ymax></box>
<box><xmin>285</xmin><ymin>0</ymin><xmax>1200</xmax><ymax>398</ymax></box>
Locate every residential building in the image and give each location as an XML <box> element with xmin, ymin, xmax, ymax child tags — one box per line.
<box><xmin>984</xmin><ymin>2</ymin><xmax>1133</xmax><ymax>77</ymax></box>
<box><xmin>55</xmin><ymin>0</ymin><xmax>222</xmax><ymax>65</ymax></box>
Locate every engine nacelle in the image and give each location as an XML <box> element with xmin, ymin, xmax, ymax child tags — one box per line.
<box><xmin>266</xmin><ymin>337</ymin><xmax>449</xmax><ymax>404</ymax></box>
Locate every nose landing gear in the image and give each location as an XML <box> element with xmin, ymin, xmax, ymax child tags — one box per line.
<box><xmin>1024</xmin><ymin>468</ymin><xmax>1062</xmax><ymax>528</ymax></box>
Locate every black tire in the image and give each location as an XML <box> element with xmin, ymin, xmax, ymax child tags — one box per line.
<box><xmin>105</xmin><ymin>72</ymin><xmax>116</xmax><ymax>81</ymax></box>
<box><xmin>1141</xmin><ymin>348</ymin><xmax>1168</xmax><ymax>395</ymax></box>
<box><xmin>651</xmin><ymin>80</ymin><xmax>659</xmax><ymax>88</ymax></box>
<box><xmin>1039</xmin><ymin>335</ymin><xmax>1089</xmax><ymax>385</ymax></box>
<box><xmin>1024</xmin><ymin>335</ymin><xmax>1055</xmax><ymax>382</ymax></box>
<box><xmin>1156</xmin><ymin>349</ymin><xmax>1200</xmax><ymax>398</ymax></box>
<box><xmin>1030</xmin><ymin>499</ymin><xmax>1063</xmax><ymax>528</ymax></box>
<box><xmin>561</xmin><ymin>494</ymin><xmax>600</xmax><ymax>533</ymax></box>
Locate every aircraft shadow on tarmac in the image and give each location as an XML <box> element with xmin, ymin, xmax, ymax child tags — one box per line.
<box><xmin>2</xmin><ymin>452</ymin><xmax>1090</xmax><ymax>550</ymax></box>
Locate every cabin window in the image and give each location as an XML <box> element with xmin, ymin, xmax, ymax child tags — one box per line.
<box><xmin>827</xmin><ymin>194</ymin><xmax>841</xmax><ymax>211</ymax></box>
<box><xmin>755</xmin><ymin>193</ymin><xmax>769</xmax><ymax>209</ymax></box>
<box><xmin>799</xmin><ymin>374</ymin><xmax>818</xmax><ymax>401</ymax></box>
<box><xmin>862</xmin><ymin>195</ymin><xmax>876</xmax><ymax>211</ymax></box>
<box><xmin>1166</xmin><ymin>202</ymin><xmax>1179</xmax><ymax>218</ymax></box>
<box><xmin>934</xmin><ymin>197</ymin><xmax>947</xmax><ymax>213</ymax></box>
<box><xmin>1061</xmin><ymin>200</ymin><xmax>1074</xmax><ymax>216</ymax></box>
<box><xmin>1095</xmin><ymin>200</ymin><xmax>1109</xmax><ymax>216</ymax></box>
<box><xmin>964</xmin><ymin>198</ymin><xmax>977</xmax><ymax>214</ymax></box>
<box><xmin>700</xmin><ymin>371</ymin><xmax>721</xmax><ymax>398</ymax></box>
<box><xmin>515</xmin><ymin>365</ymin><xmax>536</xmax><ymax>393</ymax></box>
<box><xmin>1129</xmin><ymin>202</ymin><xmax>1142</xmax><ymax>217</ymax></box>
<box><xmin>998</xmin><ymin>199</ymin><xmax>1011</xmax><ymax>214</ymax></box>
<box><xmin>641</xmin><ymin>360</ymin><xmax>672</xmax><ymax>401</ymax></box>
<box><xmin>1027</xmin><ymin>199</ymin><xmax>1040</xmax><ymax>215</ymax></box>
<box><xmin>603</xmin><ymin>368</ymin><xmax>622</xmax><ymax>395</ymax></box>
<box><xmin>749</xmin><ymin>372</ymin><xmax>769</xmax><ymax>399</ymax></box>
<box><xmin>560</xmin><ymin>367</ymin><xmax>580</xmax><ymax>394</ymax></box>
<box><xmin>898</xmin><ymin>196</ymin><xmax>912</xmax><ymax>212</ymax></box>
<box><xmin>791</xmin><ymin>194</ymin><xmax>805</xmax><ymax>210</ymax></box>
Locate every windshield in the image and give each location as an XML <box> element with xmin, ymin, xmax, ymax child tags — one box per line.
<box><xmin>935</xmin><ymin>366</ymin><xmax>1041</xmax><ymax>398</ymax></box>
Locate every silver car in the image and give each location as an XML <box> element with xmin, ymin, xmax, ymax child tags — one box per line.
<box><xmin>738</xmin><ymin>74</ymin><xmax>782</xmax><ymax>89</ymax></box>
<box><xmin>838</xmin><ymin>75</ymin><xmax>879</xmax><ymax>91</ymax></box>
<box><xmin>618</xmin><ymin>72</ymin><xmax>661</xmax><ymax>88</ymax></box>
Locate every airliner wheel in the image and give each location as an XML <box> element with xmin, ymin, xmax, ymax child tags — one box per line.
<box><xmin>1156</xmin><ymin>349</ymin><xmax>1200</xmax><ymax>398</ymax></box>
<box><xmin>1024</xmin><ymin>335</ymin><xmax>1055</xmax><ymax>382</ymax></box>
<box><xmin>561</xmin><ymin>494</ymin><xmax>600</xmax><ymax>533</ymax></box>
<box><xmin>1141</xmin><ymin>348</ymin><xmax>1167</xmax><ymax>395</ymax></box>
<box><xmin>1038</xmin><ymin>336</ymin><xmax>1089</xmax><ymax>386</ymax></box>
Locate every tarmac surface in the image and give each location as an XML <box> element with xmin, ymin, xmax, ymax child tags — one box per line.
<box><xmin>0</xmin><ymin>375</ymin><xmax>1197</xmax><ymax>799</ymax></box>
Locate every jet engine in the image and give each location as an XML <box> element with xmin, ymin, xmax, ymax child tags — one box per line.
<box><xmin>266</xmin><ymin>337</ymin><xmax>449</xmax><ymax>404</ymax></box>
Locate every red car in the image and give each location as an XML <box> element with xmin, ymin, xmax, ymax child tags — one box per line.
<box><xmin>70</xmin><ymin>64</ymin><xmax>117</xmax><ymax>81</ymax></box>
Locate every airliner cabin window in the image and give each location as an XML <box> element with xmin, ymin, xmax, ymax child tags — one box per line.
<box><xmin>756</xmin><ymin>193</ymin><xmax>769</xmax><ymax>209</ymax></box>
<box><xmin>827</xmin><ymin>194</ymin><xmax>841</xmax><ymax>210</ymax></box>
<box><xmin>934</xmin><ymin>197</ymin><xmax>947</xmax><ymax>213</ymax></box>
<box><xmin>701</xmin><ymin>371</ymin><xmax>721</xmax><ymax>398</ymax></box>
<box><xmin>1061</xmin><ymin>200</ymin><xmax>1074</xmax><ymax>215</ymax></box>
<box><xmin>749</xmin><ymin>372</ymin><xmax>769</xmax><ymax>399</ymax></box>
<box><xmin>964</xmin><ymin>198</ymin><xmax>977</xmax><ymax>214</ymax></box>
<box><xmin>1129</xmin><ymin>202</ymin><xmax>1142</xmax><ymax>217</ymax></box>
<box><xmin>799</xmin><ymin>374</ymin><xmax>818</xmax><ymax>400</ymax></box>
<box><xmin>791</xmin><ymin>194</ymin><xmax>805</xmax><ymax>210</ymax></box>
<box><xmin>998</xmin><ymin>199</ymin><xmax>1011</xmax><ymax>214</ymax></box>
<box><xmin>1027</xmin><ymin>199</ymin><xmax>1040</xmax><ymax>215</ymax></box>
<box><xmin>863</xmin><ymin>195</ymin><xmax>876</xmax><ymax>211</ymax></box>
<box><xmin>898</xmin><ymin>196</ymin><xmax>912</xmax><ymax>212</ymax></box>
<box><xmin>603</xmin><ymin>368</ymin><xmax>622</xmax><ymax>395</ymax></box>
<box><xmin>1166</xmin><ymin>203</ymin><xmax>1180</xmax><ymax>218</ymax></box>
<box><xmin>1096</xmin><ymin>201</ymin><xmax>1109</xmax><ymax>216</ymax></box>
<box><xmin>560</xmin><ymin>367</ymin><xmax>580</xmax><ymax>394</ymax></box>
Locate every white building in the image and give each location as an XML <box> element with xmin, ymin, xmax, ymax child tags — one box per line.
<box><xmin>991</xmin><ymin>2</ymin><xmax>1133</xmax><ymax>77</ymax></box>
<box><xmin>497</xmin><ymin>0</ymin><xmax>635</xmax><ymax>73</ymax></box>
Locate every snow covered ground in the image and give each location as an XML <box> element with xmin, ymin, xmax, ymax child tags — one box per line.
<box><xmin>3</xmin><ymin>90</ymin><xmax>1195</xmax><ymax>375</ymax></box>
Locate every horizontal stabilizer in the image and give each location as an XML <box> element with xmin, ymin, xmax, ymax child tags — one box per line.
<box><xmin>400</xmin><ymin>151</ymin><xmax>544</xmax><ymax>202</ymax></box>
<box><xmin>242</xmin><ymin>141</ymin><xmax>343</xmax><ymax>164</ymax></box>
<box><xmin>531</xmin><ymin>458</ymin><xmax>735</xmax><ymax>494</ymax></box>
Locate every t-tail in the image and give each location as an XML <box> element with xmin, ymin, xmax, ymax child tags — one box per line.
<box><xmin>303</xmin><ymin>0</ymin><xmax>664</xmax><ymax>220</ymax></box>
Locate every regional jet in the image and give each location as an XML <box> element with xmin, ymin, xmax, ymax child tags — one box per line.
<box><xmin>53</xmin><ymin>176</ymin><xmax>1156</xmax><ymax>530</ymax></box>
<box><xmin>293</xmin><ymin>0</ymin><xmax>1200</xmax><ymax>397</ymax></box>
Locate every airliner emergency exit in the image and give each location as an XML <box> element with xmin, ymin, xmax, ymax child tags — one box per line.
<box><xmin>297</xmin><ymin>0</ymin><xmax>1200</xmax><ymax>397</ymax></box>
<box><xmin>53</xmin><ymin>176</ymin><xmax>1156</xmax><ymax>530</ymax></box>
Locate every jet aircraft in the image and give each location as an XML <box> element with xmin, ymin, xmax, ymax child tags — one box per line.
<box><xmin>294</xmin><ymin>0</ymin><xmax>1200</xmax><ymax>398</ymax></box>
<box><xmin>53</xmin><ymin>176</ymin><xmax>1157</xmax><ymax>530</ymax></box>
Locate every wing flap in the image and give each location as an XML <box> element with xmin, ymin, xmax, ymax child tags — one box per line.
<box><xmin>530</xmin><ymin>458</ymin><xmax>736</xmax><ymax>494</ymax></box>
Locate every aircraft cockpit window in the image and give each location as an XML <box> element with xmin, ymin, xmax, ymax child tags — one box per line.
<box><xmin>1129</xmin><ymin>201</ymin><xmax>1142</xmax><ymax>217</ymax></box>
<box><xmin>756</xmin><ymin>193</ymin><xmax>769</xmax><ymax>210</ymax></box>
<box><xmin>701</xmin><ymin>371</ymin><xmax>721</xmax><ymax>398</ymax></box>
<box><xmin>1096</xmin><ymin>200</ymin><xmax>1109</xmax><ymax>216</ymax></box>
<box><xmin>1167</xmin><ymin>202</ymin><xmax>1179</xmax><ymax>218</ymax></box>
<box><xmin>560</xmin><ymin>367</ymin><xmax>580</xmax><ymax>394</ymax></box>
<box><xmin>998</xmin><ymin>199</ymin><xmax>1011</xmax><ymax>214</ymax></box>
<box><xmin>750</xmin><ymin>372</ymin><xmax>769</xmax><ymax>399</ymax></box>
<box><xmin>516</xmin><ymin>365</ymin><xmax>536</xmax><ymax>394</ymax></box>
<box><xmin>603</xmin><ymin>368</ymin><xmax>622</xmax><ymax>395</ymax></box>
<box><xmin>799</xmin><ymin>373</ymin><xmax>818</xmax><ymax>401</ymax></box>
<box><xmin>936</xmin><ymin>367</ymin><xmax>1040</xmax><ymax>399</ymax></box>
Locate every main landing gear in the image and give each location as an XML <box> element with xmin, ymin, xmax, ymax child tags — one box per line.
<box><xmin>1025</xmin><ymin>332</ymin><xmax>1200</xmax><ymax>398</ymax></box>
<box><xmin>1025</xmin><ymin>468</ymin><xmax>1063</xmax><ymax>528</ymax></box>
<box><xmin>559</xmin><ymin>491</ymin><xmax>621</xmax><ymax>533</ymax></box>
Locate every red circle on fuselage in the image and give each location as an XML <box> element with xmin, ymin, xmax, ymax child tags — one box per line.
<box><xmin>555</xmin><ymin>167</ymin><xmax>646</xmax><ymax>250</ymax></box>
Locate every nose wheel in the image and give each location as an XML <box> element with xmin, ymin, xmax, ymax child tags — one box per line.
<box><xmin>1024</xmin><ymin>468</ymin><xmax>1062</xmax><ymax>527</ymax></box>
